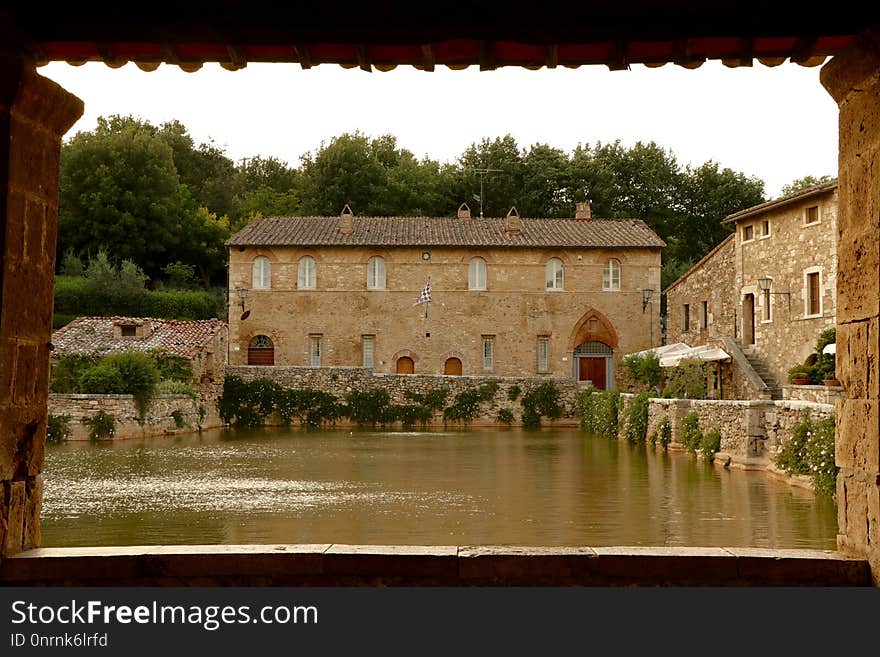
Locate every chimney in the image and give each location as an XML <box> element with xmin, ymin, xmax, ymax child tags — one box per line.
<box><xmin>575</xmin><ymin>201</ymin><xmax>592</xmax><ymax>220</ymax></box>
<box><xmin>339</xmin><ymin>203</ymin><xmax>354</xmax><ymax>236</ymax></box>
<box><xmin>505</xmin><ymin>207</ymin><xmax>521</xmax><ymax>234</ymax></box>
<box><xmin>457</xmin><ymin>202</ymin><xmax>472</xmax><ymax>219</ymax></box>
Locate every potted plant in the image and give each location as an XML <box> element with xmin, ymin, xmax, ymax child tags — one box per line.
<box><xmin>787</xmin><ymin>365</ymin><xmax>811</xmax><ymax>386</ymax></box>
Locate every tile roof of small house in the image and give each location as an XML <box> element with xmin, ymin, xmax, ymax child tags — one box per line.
<box><xmin>51</xmin><ymin>317</ymin><xmax>226</xmax><ymax>360</ymax></box>
<box><xmin>225</xmin><ymin>215</ymin><xmax>666</xmax><ymax>249</ymax></box>
<box><xmin>722</xmin><ymin>180</ymin><xmax>838</xmax><ymax>224</ymax></box>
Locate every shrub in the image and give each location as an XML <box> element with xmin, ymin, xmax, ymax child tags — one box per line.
<box><xmin>59</xmin><ymin>248</ymin><xmax>84</xmax><ymax>277</ymax></box>
<box><xmin>151</xmin><ymin>350</ymin><xmax>194</xmax><ymax>382</ymax></box>
<box><xmin>679</xmin><ymin>412</ymin><xmax>702</xmax><ymax>452</ymax></box>
<box><xmin>520</xmin><ymin>382</ymin><xmax>563</xmax><ymax>428</ymax></box>
<box><xmin>47</xmin><ymin>414</ymin><xmax>72</xmax><ymax>444</ymax></box>
<box><xmin>50</xmin><ymin>354</ymin><xmax>98</xmax><ymax>393</ymax></box>
<box><xmin>346</xmin><ymin>388</ymin><xmax>393</xmax><ymax>426</ymax></box>
<box><xmin>170</xmin><ymin>410</ymin><xmax>189</xmax><ymax>429</ymax></box>
<box><xmin>479</xmin><ymin>380</ymin><xmax>499</xmax><ymax>401</ymax></box>
<box><xmin>78</xmin><ymin>364</ymin><xmax>125</xmax><ymax>394</ymax></box>
<box><xmin>663</xmin><ymin>359</ymin><xmax>711</xmax><ymax>399</ymax></box>
<box><xmin>776</xmin><ymin>413</ymin><xmax>838</xmax><ymax>496</ymax></box>
<box><xmin>444</xmin><ymin>388</ymin><xmax>483</xmax><ymax>423</ymax></box>
<box><xmin>394</xmin><ymin>403</ymin><xmax>432</xmax><ymax>428</ymax></box>
<box><xmin>624</xmin><ymin>393</ymin><xmax>650</xmax><ymax>444</ymax></box>
<box><xmin>83</xmin><ymin>411</ymin><xmax>115</xmax><ymax>441</ymax></box>
<box><xmin>100</xmin><ymin>351</ymin><xmax>160</xmax><ymax>421</ymax></box>
<box><xmin>156</xmin><ymin>379</ymin><xmax>198</xmax><ymax>397</ymax></box>
<box><xmin>623</xmin><ymin>352</ymin><xmax>663</xmax><ymax>389</ymax></box>
<box><xmin>497</xmin><ymin>408</ymin><xmax>515</xmax><ymax>424</ymax></box>
<box><xmin>576</xmin><ymin>388</ymin><xmax>620</xmax><ymax>438</ymax></box>
<box><xmin>217</xmin><ymin>375</ymin><xmax>276</xmax><ymax>428</ymax></box>
<box><xmin>507</xmin><ymin>385</ymin><xmax>521</xmax><ymax>401</ymax></box>
<box><xmin>700</xmin><ymin>427</ymin><xmax>722</xmax><ymax>461</ymax></box>
<box><xmin>656</xmin><ymin>417</ymin><xmax>672</xmax><ymax>449</ymax></box>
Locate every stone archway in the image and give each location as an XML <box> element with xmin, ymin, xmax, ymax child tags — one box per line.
<box><xmin>567</xmin><ymin>308</ymin><xmax>620</xmax><ymax>352</ymax></box>
<box><xmin>567</xmin><ymin>309</ymin><xmax>619</xmax><ymax>388</ymax></box>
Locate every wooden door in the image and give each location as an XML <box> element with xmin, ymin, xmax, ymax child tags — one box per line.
<box><xmin>247</xmin><ymin>347</ymin><xmax>274</xmax><ymax>365</ymax></box>
<box><xmin>444</xmin><ymin>358</ymin><xmax>462</xmax><ymax>375</ymax></box>
<box><xmin>396</xmin><ymin>356</ymin><xmax>414</xmax><ymax>374</ymax></box>
<box><xmin>743</xmin><ymin>294</ymin><xmax>755</xmax><ymax>345</ymax></box>
<box><xmin>578</xmin><ymin>357</ymin><xmax>607</xmax><ymax>389</ymax></box>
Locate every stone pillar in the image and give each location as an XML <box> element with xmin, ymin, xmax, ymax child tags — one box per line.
<box><xmin>820</xmin><ymin>28</ymin><xmax>880</xmax><ymax>583</ymax></box>
<box><xmin>0</xmin><ymin>55</ymin><xmax>82</xmax><ymax>556</ymax></box>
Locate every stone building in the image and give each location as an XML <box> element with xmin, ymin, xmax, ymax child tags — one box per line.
<box><xmin>665</xmin><ymin>181</ymin><xmax>838</xmax><ymax>395</ymax></box>
<box><xmin>51</xmin><ymin>317</ymin><xmax>228</xmax><ymax>384</ymax></box>
<box><xmin>226</xmin><ymin>203</ymin><xmax>664</xmax><ymax>388</ymax></box>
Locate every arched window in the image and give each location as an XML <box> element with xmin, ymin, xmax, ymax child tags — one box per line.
<box><xmin>546</xmin><ymin>258</ymin><xmax>564</xmax><ymax>290</ymax></box>
<box><xmin>252</xmin><ymin>256</ymin><xmax>270</xmax><ymax>289</ymax></box>
<box><xmin>247</xmin><ymin>335</ymin><xmax>274</xmax><ymax>365</ymax></box>
<box><xmin>468</xmin><ymin>257</ymin><xmax>487</xmax><ymax>290</ymax></box>
<box><xmin>297</xmin><ymin>256</ymin><xmax>316</xmax><ymax>289</ymax></box>
<box><xmin>367</xmin><ymin>256</ymin><xmax>386</xmax><ymax>289</ymax></box>
<box><xmin>603</xmin><ymin>258</ymin><xmax>621</xmax><ymax>291</ymax></box>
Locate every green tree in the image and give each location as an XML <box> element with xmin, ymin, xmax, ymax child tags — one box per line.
<box><xmin>780</xmin><ymin>175</ymin><xmax>835</xmax><ymax>196</ymax></box>
<box><xmin>519</xmin><ymin>143</ymin><xmax>572</xmax><ymax>217</ymax></box>
<box><xmin>456</xmin><ymin>135</ymin><xmax>525</xmax><ymax>218</ymax></box>
<box><xmin>59</xmin><ymin>116</ymin><xmax>182</xmax><ymax>278</ymax></box>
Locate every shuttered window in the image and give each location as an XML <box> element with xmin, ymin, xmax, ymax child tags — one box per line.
<box><xmin>537</xmin><ymin>337</ymin><xmax>550</xmax><ymax>372</ymax></box>
<box><xmin>362</xmin><ymin>335</ymin><xmax>375</xmax><ymax>368</ymax></box>
<box><xmin>808</xmin><ymin>272</ymin><xmax>820</xmax><ymax>316</ymax></box>
<box><xmin>298</xmin><ymin>256</ymin><xmax>316</xmax><ymax>289</ymax></box>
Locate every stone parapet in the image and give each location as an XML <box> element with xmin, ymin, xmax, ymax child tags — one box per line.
<box><xmin>48</xmin><ymin>394</ymin><xmax>222</xmax><ymax>440</ymax></box>
<box><xmin>781</xmin><ymin>384</ymin><xmax>845</xmax><ymax>405</ymax></box>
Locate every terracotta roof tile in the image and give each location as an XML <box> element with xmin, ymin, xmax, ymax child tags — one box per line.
<box><xmin>51</xmin><ymin>317</ymin><xmax>226</xmax><ymax>360</ymax></box>
<box><xmin>226</xmin><ymin>215</ymin><xmax>666</xmax><ymax>249</ymax></box>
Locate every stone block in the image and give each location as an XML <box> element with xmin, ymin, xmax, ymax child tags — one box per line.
<box><xmin>22</xmin><ymin>475</ymin><xmax>41</xmax><ymax>550</ymax></box>
<box><xmin>13</xmin><ymin>343</ymin><xmax>38</xmax><ymax>404</ymax></box>
<box><xmin>323</xmin><ymin>544</ymin><xmax>458</xmax><ymax>579</ymax></box>
<box><xmin>836</xmin><ymin>319</ymin><xmax>878</xmax><ymax>399</ymax></box>
<box><xmin>3</xmin><ymin>480</ymin><xmax>25</xmax><ymax>555</ymax></box>
<box><xmin>836</xmin><ymin>400</ymin><xmax>880</xmax><ymax>474</ymax></box>
<box><xmin>593</xmin><ymin>546</ymin><xmax>738</xmax><ymax>585</ymax></box>
<box><xmin>724</xmin><ymin>547</ymin><xmax>870</xmax><ymax>586</ymax></box>
<box><xmin>821</xmin><ymin>27</ymin><xmax>880</xmax><ymax>103</ymax></box>
<box><xmin>458</xmin><ymin>546</ymin><xmax>598</xmax><ymax>581</ymax></box>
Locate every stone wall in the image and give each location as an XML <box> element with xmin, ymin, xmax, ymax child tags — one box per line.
<box><xmin>228</xmin><ymin>244</ymin><xmax>662</xmax><ymax>388</ymax></box>
<box><xmin>226</xmin><ymin>365</ymin><xmax>582</xmax><ymax>426</ymax></box>
<box><xmin>48</xmin><ymin>394</ymin><xmax>220</xmax><ymax>441</ymax></box>
<box><xmin>665</xmin><ymin>233</ymin><xmax>736</xmax><ymax>345</ymax></box>
<box><xmin>781</xmin><ymin>384</ymin><xmax>845</xmax><ymax>405</ymax></box>
<box><xmin>623</xmin><ymin>394</ymin><xmax>834</xmax><ymax>468</ymax></box>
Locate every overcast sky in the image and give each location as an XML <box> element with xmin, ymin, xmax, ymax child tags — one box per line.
<box><xmin>40</xmin><ymin>59</ymin><xmax>839</xmax><ymax>198</ymax></box>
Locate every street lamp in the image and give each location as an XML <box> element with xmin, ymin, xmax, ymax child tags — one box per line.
<box><xmin>236</xmin><ymin>287</ymin><xmax>250</xmax><ymax>320</ymax></box>
<box><xmin>757</xmin><ymin>276</ymin><xmax>790</xmax><ymax>310</ymax></box>
<box><xmin>642</xmin><ymin>288</ymin><xmax>654</xmax><ymax>313</ymax></box>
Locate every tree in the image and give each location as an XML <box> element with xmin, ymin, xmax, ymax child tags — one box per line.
<box><xmin>59</xmin><ymin>116</ymin><xmax>182</xmax><ymax>278</ymax></box>
<box><xmin>671</xmin><ymin>161</ymin><xmax>764</xmax><ymax>264</ymax></box>
<box><xmin>780</xmin><ymin>175</ymin><xmax>835</xmax><ymax>196</ymax></box>
<box><xmin>519</xmin><ymin>143</ymin><xmax>572</xmax><ymax>217</ymax></box>
<box><xmin>456</xmin><ymin>135</ymin><xmax>524</xmax><ymax>218</ymax></box>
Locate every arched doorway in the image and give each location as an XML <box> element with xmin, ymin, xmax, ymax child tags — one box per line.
<box><xmin>574</xmin><ymin>341</ymin><xmax>613</xmax><ymax>389</ymax></box>
<box><xmin>247</xmin><ymin>335</ymin><xmax>274</xmax><ymax>365</ymax></box>
<box><xmin>444</xmin><ymin>357</ymin><xmax>462</xmax><ymax>375</ymax></box>
<box><xmin>396</xmin><ymin>356</ymin><xmax>415</xmax><ymax>374</ymax></box>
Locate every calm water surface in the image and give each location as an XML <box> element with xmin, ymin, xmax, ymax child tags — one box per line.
<box><xmin>41</xmin><ymin>428</ymin><xmax>838</xmax><ymax>548</ymax></box>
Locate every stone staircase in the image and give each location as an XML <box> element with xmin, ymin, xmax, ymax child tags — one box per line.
<box><xmin>741</xmin><ymin>345</ymin><xmax>783</xmax><ymax>399</ymax></box>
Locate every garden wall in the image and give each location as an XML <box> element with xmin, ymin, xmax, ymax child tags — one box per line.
<box><xmin>225</xmin><ymin>365</ymin><xmax>582</xmax><ymax>426</ymax></box>
<box><xmin>781</xmin><ymin>384</ymin><xmax>845</xmax><ymax>405</ymax></box>
<box><xmin>48</xmin><ymin>394</ymin><xmax>222</xmax><ymax>441</ymax></box>
<box><xmin>621</xmin><ymin>393</ymin><xmax>834</xmax><ymax>465</ymax></box>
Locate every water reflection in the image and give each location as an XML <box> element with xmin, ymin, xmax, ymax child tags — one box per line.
<box><xmin>41</xmin><ymin>428</ymin><xmax>837</xmax><ymax>548</ymax></box>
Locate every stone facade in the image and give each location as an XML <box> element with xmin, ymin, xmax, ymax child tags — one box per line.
<box><xmin>227</xmin><ymin>212</ymin><xmax>663</xmax><ymax>390</ymax></box>
<box><xmin>227</xmin><ymin>365</ymin><xmax>581</xmax><ymax>426</ymax></box>
<box><xmin>47</xmin><ymin>394</ymin><xmax>221</xmax><ymax>440</ymax></box>
<box><xmin>665</xmin><ymin>234</ymin><xmax>737</xmax><ymax>345</ymax></box>
<box><xmin>665</xmin><ymin>183</ymin><xmax>839</xmax><ymax>395</ymax></box>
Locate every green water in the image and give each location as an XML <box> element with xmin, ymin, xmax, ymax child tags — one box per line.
<box><xmin>41</xmin><ymin>428</ymin><xmax>838</xmax><ymax>548</ymax></box>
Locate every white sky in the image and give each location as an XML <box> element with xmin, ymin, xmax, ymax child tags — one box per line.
<box><xmin>40</xmin><ymin>59</ymin><xmax>839</xmax><ymax>198</ymax></box>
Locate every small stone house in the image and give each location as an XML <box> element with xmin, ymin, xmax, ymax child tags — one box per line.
<box><xmin>225</xmin><ymin>203</ymin><xmax>665</xmax><ymax>389</ymax></box>
<box><xmin>51</xmin><ymin>317</ymin><xmax>228</xmax><ymax>383</ymax></box>
<box><xmin>665</xmin><ymin>181</ymin><xmax>838</xmax><ymax>397</ymax></box>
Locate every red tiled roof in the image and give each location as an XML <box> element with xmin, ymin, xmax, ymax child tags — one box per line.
<box><xmin>226</xmin><ymin>216</ymin><xmax>666</xmax><ymax>249</ymax></box>
<box><xmin>722</xmin><ymin>180</ymin><xmax>838</xmax><ymax>224</ymax></box>
<box><xmin>51</xmin><ymin>317</ymin><xmax>226</xmax><ymax>361</ymax></box>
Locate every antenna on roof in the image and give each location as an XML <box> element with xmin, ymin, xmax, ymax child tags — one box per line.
<box><xmin>471</xmin><ymin>168</ymin><xmax>503</xmax><ymax>218</ymax></box>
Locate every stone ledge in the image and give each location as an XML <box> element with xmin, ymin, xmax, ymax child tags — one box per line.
<box><xmin>0</xmin><ymin>545</ymin><xmax>869</xmax><ymax>587</ymax></box>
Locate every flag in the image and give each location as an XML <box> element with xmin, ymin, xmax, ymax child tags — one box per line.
<box><xmin>413</xmin><ymin>281</ymin><xmax>432</xmax><ymax>306</ymax></box>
